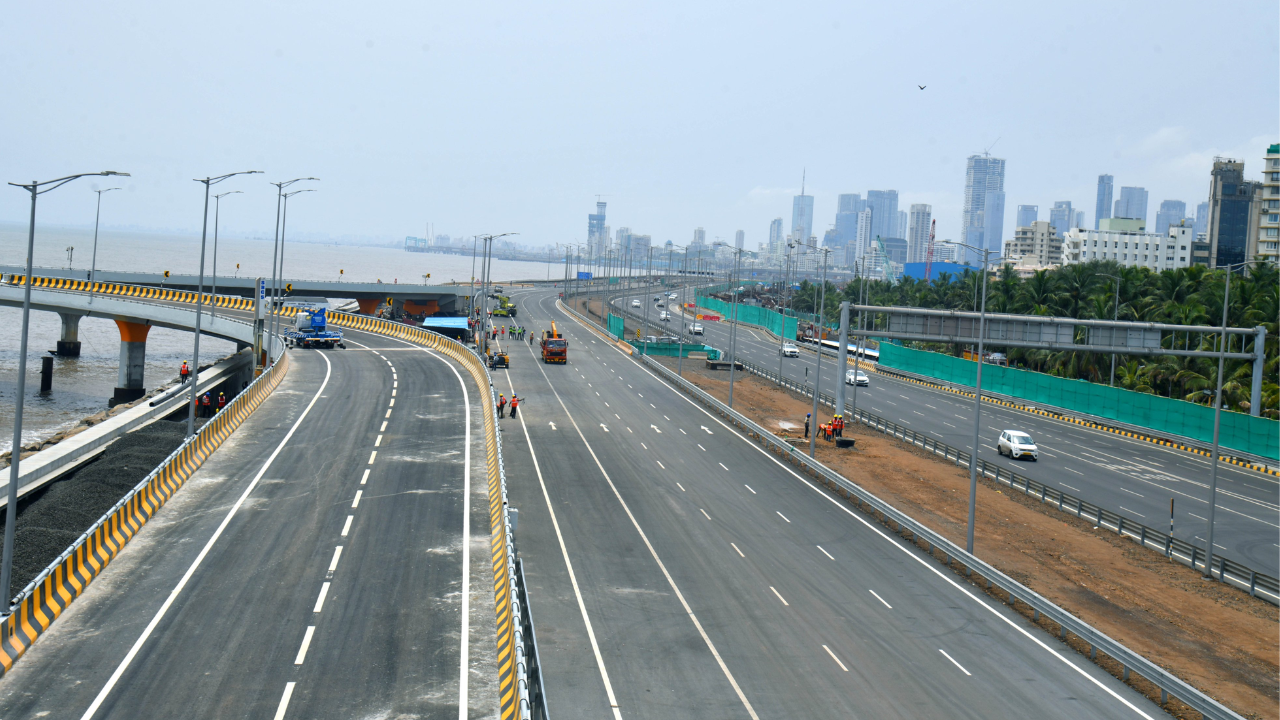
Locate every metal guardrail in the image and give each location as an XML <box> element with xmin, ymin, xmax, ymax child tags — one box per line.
<box><xmin>558</xmin><ymin>298</ymin><xmax>1248</xmax><ymax>720</ymax></box>
<box><xmin>515</xmin><ymin>558</ymin><xmax>549</xmax><ymax>720</ymax></box>
<box><xmin>734</xmin><ymin>356</ymin><xmax>1280</xmax><ymax>606</ymax></box>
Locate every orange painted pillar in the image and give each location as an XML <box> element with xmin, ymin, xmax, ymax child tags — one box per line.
<box><xmin>113</xmin><ymin>320</ymin><xmax>152</xmax><ymax>406</ymax></box>
<box><xmin>356</xmin><ymin>298</ymin><xmax>381</xmax><ymax>315</ymax></box>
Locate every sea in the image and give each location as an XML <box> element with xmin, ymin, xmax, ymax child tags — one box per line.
<box><xmin>0</xmin><ymin>222</ymin><xmax>562</xmax><ymax>453</ymax></box>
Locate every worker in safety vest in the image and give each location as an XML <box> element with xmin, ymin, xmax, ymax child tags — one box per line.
<box><xmin>497</xmin><ymin>394</ymin><xmax>507</xmax><ymax>418</ymax></box>
<box><xmin>510</xmin><ymin>394</ymin><xmax>520</xmax><ymax>419</ymax></box>
<box><xmin>180</xmin><ymin>361</ymin><xmax>190</xmax><ymax>384</ymax></box>
<box><xmin>217</xmin><ymin>392</ymin><xmax>227</xmax><ymax>412</ymax></box>
<box><xmin>200</xmin><ymin>392</ymin><xmax>212</xmax><ymax>418</ymax></box>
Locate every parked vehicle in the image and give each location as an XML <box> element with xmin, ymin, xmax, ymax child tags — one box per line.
<box><xmin>780</xmin><ymin>342</ymin><xmax>799</xmax><ymax>357</ymax></box>
<box><xmin>540</xmin><ymin>323</ymin><xmax>568</xmax><ymax>364</ymax></box>
<box><xmin>997</xmin><ymin>430</ymin><xmax>1038</xmax><ymax>461</ymax></box>
<box><xmin>844</xmin><ymin>369</ymin><xmax>869</xmax><ymax>386</ymax></box>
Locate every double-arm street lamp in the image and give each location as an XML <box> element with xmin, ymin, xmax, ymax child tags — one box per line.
<box><xmin>4</xmin><ymin>170</ymin><xmax>130</xmax><ymax>607</ymax></box>
<box><xmin>209</xmin><ymin>190</ymin><xmax>243</xmax><ymax>319</ymax></box>
<box><xmin>189</xmin><ymin>171</ymin><xmax>263</xmax><ymax>437</ymax></box>
<box><xmin>789</xmin><ymin>239</ymin><xmax>831</xmax><ymax>458</ymax></box>
<box><xmin>267</xmin><ymin>178</ymin><xmax>319</xmax><ymax>364</ymax></box>
<box><xmin>943</xmin><ymin>241</ymin><xmax>1008</xmax><ymax>554</ymax></box>
<box><xmin>88</xmin><ymin>186</ymin><xmax>122</xmax><ymax>303</ymax></box>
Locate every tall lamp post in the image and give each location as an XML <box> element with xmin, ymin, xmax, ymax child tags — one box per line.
<box><xmin>209</xmin><ymin>190</ymin><xmax>242</xmax><ymax>319</ymax></box>
<box><xmin>1099</xmin><ymin>273</ymin><xmax>1122</xmax><ymax>386</ymax></box>
<box><xmin>270</xmin><ymin>188</ymin><xmax>316</xmax><ymax>343</ymax></box>
<box><xmin>267</xmin><ymin>178</ymin><xmax>319</xmax><ymax>364</ymax></box>
<box><xmin>943</xmin><ymin>241</ymin><xmax>1006</xmax><ymax>554</ymax></box>
<box><xmin>88</xmin><ymin>186</ymin><xmax>122</xmax><ymax>303</ymax></box>
<box><xmin>5</xmin><ymin>170</ymin><xmax>130</xmax><ymax>607</ymax></box>
<box><xmin>189</xmin><ymin>171</ymin><xmax>263</xmax><ymax>437</ymax></box>
<box><xmin>724</xmin><ymin>246</ymin><xmax>746</xmax><ymax>408</ymax></box>
<box><xmin>790</xmin><ymin>240</ymin><xmax>831</xmax><ymax>458</ymax></box>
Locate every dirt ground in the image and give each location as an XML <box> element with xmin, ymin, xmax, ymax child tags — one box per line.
<box><xmin>656</xmin><ymin>357</ymin><xmax>1279</xmax><ymax>720</ymax></box>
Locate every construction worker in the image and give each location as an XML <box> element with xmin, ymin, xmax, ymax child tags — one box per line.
<box><xmin>804</xmin><ymin>413</ymin><xmax>810</xmax><ymax>439</ymax></box>
<box><xmin>834</xmin><ymin>414</ymin><xmax>843</xmax><ymax>438</ymax></box>
<box><xmin>510</xmin><ymin>394</ymin><xmax>520</xmax><ymax>419</ymax></box>
<box><xmin>497</xmin><ymin>393</ymin><xmax>507</xmax><ymax>418</ymax></box>
<box><xmin>180</xmin><ymin>361</ymin><xmax>190</xmax><ymax>384</ymax></box>
<box><xmin>200</xmin><ymin>392</ymin><xmax>212</xmax><ymax>418</ymax></box>
<box><xmin>217</xmin><ymin>392</ymin><xmax>227</xmax><ymax>413</ymax></box>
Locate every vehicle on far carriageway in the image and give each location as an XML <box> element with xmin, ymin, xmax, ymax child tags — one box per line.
<box><xmin>845</xmin><ymin>369</ymin><xmax>869</xmax><ymax>386</ymax></box>
<box><xmin>997</xmin><ymin>430</ymin><xmax>1039</xmax><ymax>461</ymax></box>
<box><xmin>631</xmin><ymin>299</ymin><xmax>641</xmax><ymax>308</ymax></box>
<box><xmin>781</xmin><ymin>342</ymin><xmax>799</xmax><ymax>357</ymax></box>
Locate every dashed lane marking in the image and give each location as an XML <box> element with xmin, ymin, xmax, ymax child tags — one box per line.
<box><xmin>744</xmin><ymin>484</ymin><xmax>756</xmax><ymax>494</ymax></box>
<box><xmin>731</xmin><ymin>543</ymin><xmax>745</xmax><ymax>558</ymax></box>
<box><xmin>677</xmin><ymin>482</ymin><xmax>686</xmax><ymax>491</ymax></box>
<box><xmin>719</xmin><ymin>462</ymin><xmax>729</xmax><ymax>471</ymax></box>
<box><xmin>340</xmin><ymin>516</ymin><xmax>353</xmax><ymax>536</ymax></box>
<box><xmin>939</xmin><ymin>649</ymin><xmax>971</xmax><ymax>676</ymax></box>
<box><xmin>361</xmin><ymin>469</ymin><xmax>370</xmax><ymax>485</ymax></box>
<box><xmin>700</xmin><ymin>508</ymin><xmax>711</xmax><ymax>520</ymax></box>
<box><xmin>823</xmin><ymin>645</ymin><xmax>849</xmax><ymax>672</ymax></box>
<box><xmin>294</xmin><ymin>626</ymin><xmax>315</xmax><ymax>665</ymax></box>
<box><xmin>869</xmin><ymin>589</ymin><xmax>892</xmax><ymax>609</ymax></box>
<box><xmin>777</xmin><ymin>511</ymin><xmax>791</xmax><ymax>523</ymax></box>
<box><xmin>273</xmin><ymin>683</ymin><xmax>296</xmax><ymax>720</ymax></box>
<box><xmin>816</xmin><ymin>545</ymin><xmax>834</xmax><ymax>560</ymax></box>
<box><xmin>314</xmin><ymin>582</ymin><xmax>330</xmax><ymax>612</ymax></box>
<box><xmin>769</xmin><ymin>587</ymin><xmax>789</xmax><ymax>606</ymax></box>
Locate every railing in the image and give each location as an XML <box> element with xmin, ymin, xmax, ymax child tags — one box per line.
<box><xmin>559</xmin><ymin>297</ymin><xmax>1247</xmax><ymax>720</ymax></box>
<box><xmin>515</xmin><ymin>558</ymin><xmax>549</xmax><ymax>720</ymax></box>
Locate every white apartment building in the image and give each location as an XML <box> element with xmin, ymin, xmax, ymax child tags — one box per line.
<box><xmin>1261</xmin><ymin>144</ymin><xmax>1279</xmax><ymax>262</ymax></box>
<box><xmin>1006</xmin><ymin>221</ymin><xmax>1063</xmax><ymax>274</ymax></box>
<box><xmin>1063</xmin><ymin>220</ymin><xmax>1196</xmax><ymax>271</ymax></box>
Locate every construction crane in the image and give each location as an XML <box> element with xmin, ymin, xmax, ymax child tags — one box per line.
<box><xmin>924</xmin><ymin>219</ymin><xmax>936</xmax><ymax>283</ymax></box>
<box><xmin>874</xmin><ymin>235</ymin><xmax>896</xmax><ymax>286</ymax></box>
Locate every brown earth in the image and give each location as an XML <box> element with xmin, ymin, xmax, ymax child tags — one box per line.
<box><xmin>656</xmin><ymin>357</ymin><xmax>1279</xmax><ymax>720</ymax></box>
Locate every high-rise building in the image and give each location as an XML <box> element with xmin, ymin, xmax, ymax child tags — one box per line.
<box><xmin>1206</xmin><ymin>158</ymin><xmax>1262</xmax><ymax>267</ymax></box>
<box><xmin>865</xmin><ymin>190</ymin><xmax>899</xmax><ymax>248</ymax></box>
<box><xmin>1049</xmin><ymin>201</ymin><xmax>1074</xmax><ymax>238</ymax></box>
<box><xmin>1194</xmin><ymin>201</ymin><xmax>1210</xmax><ymax>239</ymax></box>
<box><xmin>837</xmin><ymin>193</ymin><xmax>862</xmax><ymax>214</ymax></box>
<box><xmin>734</xmin><ymin>229</ymin><xmax>744</xmax><ymax>249</ymax></box>
<box><xmin>1095</xmin><ymin>174</ymin><xmax>1114</xmax><ymax>229</ymax></box>
<box><xmin>1075</xmin><ymin>210</ymin><xmax>1085</xmax><ymax>229</ymax></box>
<box><xmin>854</xmin><ymin>209</ymin><xmax>873</xmax><ymax>266</ymax></box>
<box><xmin>1063</xmin><ymin>223</ymin><xmax>1194</xmax><ymax>272</ymax></box>
<box><xmin>1153</xmin><ymin>200</ymin><xmax>1187</xmax><ymax>238</ymax></box>
<box><xmin>767</xmin><ymin>218</ymin><xmax>784</xmax><ymax>260</ymax></box>
<box><xmin>692</xmin><ymin>227</ymin><xmax>706</xmax><ymax>248</ymax></box>
<box><xmin>897</xmin><ymin>210</ymin><xmax>908</xmax><ymax>240</ymax></box>
<box><xmin>616</xmin><ymin>227</ymin><xmax>633</xmax><ymax>257</ymax></box>
<box><xmin>1016</xmin><ymin>205</ymin><xmax>1039</xmax><ymax>228</ymax></box>
<box><xmin>1260</xmin><ymin>144</ymin><xmax>1280</xmax><ymax>264</ymax></box>
<box><xmin>588</xmin><ymin>201</ymin><xmax>608</xmax><ymax>256</ymax></box>
<box><xmin>792</xmin><ymin>191</ymin><xmax>814</xmax><ymax>247</ymax></box>
<box><xmin>833</xmin><ymin>198</ymin><xmax>862</xmax><ymax>257</ymax></box>
<box><xmin>961</xmin><ymin>154</ymin><xmax>1006</xmax><ymax>264</ymax></box>
<box><xmin>1113</xmin><ymin>186</ymin><xmax>1149</xmax><ymax>225</ymax></box>
<box><xmin>1007</xmin><ymin>221</ymin><xmax>1064</xmax><ymax>271</ymax></box>
<box><xmin>907</xmin><ymin>204</ymin><xmax>932</xmax><ymax>264</ymax></box>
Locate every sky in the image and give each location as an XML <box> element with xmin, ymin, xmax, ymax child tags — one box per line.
<box><xmin>3</xmin><ymin>0</ymin><xmax>1277</xmax><ymax>253</ymax></box>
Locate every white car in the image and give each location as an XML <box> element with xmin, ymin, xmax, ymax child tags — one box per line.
<box><xmin>997</xmin><ymin>430</ymin><xmax>1039</xmax><ymax>461</ymax></box>
<box><xmin>845</xmin><ymin>369</ymin><xmax>869</xmax><ymax>386</ymax></box>
<box><xmin>780</xmin><ymin>342</ymin><xmax>799</xmax><ymax>357</ymax></box>
<box><xmin>691</xmin><ymin>323</ymin><xmax>704</xmax><ymax>335</ymax></box>
<box><xmin>659</xmin><ymin>311</ymin><xmax>671</xmax><ymax>321</ymax></box>
<box><xmin>631</xmin><ymin>299</ymin><xmax>641</xmax><ymax>308</ymax></box>
<box><xmin>668</xmin><ymin>292</ymin><xmax>678</xmax><ymax>299</ymax></box>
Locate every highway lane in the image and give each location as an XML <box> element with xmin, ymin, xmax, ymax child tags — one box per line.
<box><xmin>492</xmin><ymin>287</ymin><xmax>1161</xmax><ymax>719</ymax></box>
<box><xmin>613</xmin><ymin>289</ymin><xmax>1280</xmax><ymax>576</ymax></box>
<box><xmin>0</xmin><ymin>327</ymin><xmax>495</xmax><ymax>718</ymax></box>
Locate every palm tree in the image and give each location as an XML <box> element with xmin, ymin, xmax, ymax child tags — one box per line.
<box><xmin>1019</xmin><ymin>269</ymin><xmax>1055</xmax><ymax>311</ymax></box>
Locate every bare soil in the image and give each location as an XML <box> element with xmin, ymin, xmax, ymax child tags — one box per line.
<box><xmin>657</xmin><ymin>357</ymin><xmax>1279</xmax><ymax>720</ymax></box>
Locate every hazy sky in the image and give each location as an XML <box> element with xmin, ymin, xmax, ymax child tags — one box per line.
<box><xmin>4</xmin><ymin>1</ymin><xmax>1277</xmax><ymax>252</ymax></box>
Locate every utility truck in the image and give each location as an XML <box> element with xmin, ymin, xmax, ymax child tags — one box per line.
<box><xmin>540</xmin><ymin>322</ymin><xmax>568</xmax><ymax>364</ymax></box>
<box><xmin>286</xmin><ymin>306</ymin><xmax>345</xmax><ymax>349</ymax></box>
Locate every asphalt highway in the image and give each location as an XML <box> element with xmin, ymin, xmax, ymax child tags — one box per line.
<box><xmin>611</xmin><ymin>288</ymin><xmax>1280</xmax><ymax>577</ymax></box>
<box><xmin>0</xmin><ymin>325</ymin><xmax>496</xmax><ymax>718</ymax></box>
<box><xmin>490</xmin><ymin>286</ymin><xmax>1162</xmax><ymax>719</ymax></box>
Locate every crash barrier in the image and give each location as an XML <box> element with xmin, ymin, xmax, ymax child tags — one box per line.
<box><xmin>735</xmin><ymin>356</ymin><xmax>1279</xmax><ymax>607</ymax></box>
<box><xmin>877</xmin><ymin>344</ymin><xmax>1278</xmax><ymax>462</ymax></box>
<box><xmin>607</xmin><ymin>313</ymin><xmax>625</xmax><ymax>340</ymax></box>
<box><xmin>515</xmin><ymin>558</ymin><xmax>550</xmax><ymax>720</ymax></box>
<box><xmin>327</xmin><ymin>312</ymin><xmax>545</xmax><ymax>720</ymax></box>
<box><xmin>1</xmin><ymin>273</ymin><xmax>304</xmax><ymax>317</ymax></box>
<box><xmin>0</xmin><ymin>336</ymin><xmax>290</xmax><ymax>677</ymax></box>
<box><xmin>693</xmin><ymin>294</ymin><xmax>797</xmax><ymax>340</ymax></box>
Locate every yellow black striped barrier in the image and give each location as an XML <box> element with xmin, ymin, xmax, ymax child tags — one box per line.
<box><xmin>1</xmin><ymin>274</ymin><xmax>300</xmax><ymax>317</ymax></box>
<box><xmin>0</xmin><ymin>349</ymin><xmax>291</xmax><ymax>675</ymax></box>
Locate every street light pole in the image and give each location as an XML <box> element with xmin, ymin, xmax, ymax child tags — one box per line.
<box><xmin>189</xmin><ymin>171</ymin><xmax>263</xmax><ymax>437</ymax></box>
<box><xmin>1203</xmin><ymin>261</ymin><xmax>1250</xmax><ymax>579</ymax></box>
<box><xmin>789</xmin><ymin>241</ymin><xmax>831</xmax><ymax>458</ymax></box>
<box><xmin>209</xmin><ymin>190</ymin><xmax>242</xmax><ymax>319</ymax></box>
<box><xmin>88</xmin><ymin>186</ymin><xmax>121</xmax><ymax>304</ymax></box>
<box><xmin>727</xmin><ymin>247</ymin><xmax>743</xmax><ymax>408</ymax></box>
<box><xmin>266</xmin><ymin>178</ymin><xmax>319</xmax><ymax>365</ymax></box>
<box><xmin>1101</xmin><ymin>273</ymin><xmax>1121</xmax><ymax>386</ymax></box>
<box><xmin>4</xmin><ymin>170</ymin><xmax>129</xmax><ymax>607</ymax></box>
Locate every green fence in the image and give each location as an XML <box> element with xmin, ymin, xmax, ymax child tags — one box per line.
<box><xmin>695</xmin><ymin>296</ymin><xmax>797</xmax><ymax>340</ymax></box>
<box><xmin>607</xmin><ymin>313</ymin><xmax>624</xmax><ymax>339</ymax></box>
<box><xmin>877</xmin><ymin>344</ymin><xmax>1279</xmax><ymax>460</ymax></box>
<box><xmin>627</xmin><ymin>341</ymin><xmax>719</xmax><ymax>359</ymax></box>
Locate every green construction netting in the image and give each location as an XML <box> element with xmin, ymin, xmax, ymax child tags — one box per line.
<box><xmin>607</xmin><ymin>313</ymin><xmax>625</xmax><ymax>339</ymax></box>
<box><xmin>695</xmin><ymin>295</ymin><xmax>797</xmax><ymax>340</ymax></box>
<box><xmin>627</xmin><ymin>341</ymin><xmax>720</xmax><ymax>359</ymax></box>
<box><xmin>877</xmin><ymin>344</ymin><xmax>1278</xmax><ymax>460</ymax></box>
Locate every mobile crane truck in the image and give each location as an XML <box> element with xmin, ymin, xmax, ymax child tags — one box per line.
<box><xmin>540</xmin><ymin>322</ymin><xmax>567</xmax><ymax>363</ymax></box>
<box><xmin>286</xmin><ymin>306</ymin><xmax>345</xmax><ymax>349</ymax></box>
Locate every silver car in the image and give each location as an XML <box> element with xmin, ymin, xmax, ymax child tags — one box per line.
<box><xmin>997</xmin><ymin>430</ymin><xmax>1038</xmax><ymax>461</ymax></box>
<box><xmin>844</xmin><ymin>369</ymin><xmax>869</xmax><ymax>386</ymax></box>
<box><xmin>780</xmin><ymin>342</ymin><xmax>799</xmax><ymax>357</ymax></box>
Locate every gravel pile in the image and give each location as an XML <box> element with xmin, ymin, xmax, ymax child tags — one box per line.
<box><xmin>0</xmin><ymin>420</ymin><xmax>197</xmax><ymax>593</ymax></box>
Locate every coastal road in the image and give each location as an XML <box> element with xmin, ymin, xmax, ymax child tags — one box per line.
<box><xmin>613</xmin><ymin>288</ymin><xmax>1280</xmax><ymax>577</ymax></box>
<box><xmin>0</xmin><ymin>325</ymin><xmax>495</xmax><ymax>718</ymax></box>
<box><xmin>489</xmin><ymin>286</ymin><xmax>1162</xmax><ymax>718</ymax></box>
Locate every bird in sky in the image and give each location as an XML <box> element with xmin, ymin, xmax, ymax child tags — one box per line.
<box><xmin>918</xmin><ymin>85</ymin><xmax>926</xmax><ymax>90</ymax></box>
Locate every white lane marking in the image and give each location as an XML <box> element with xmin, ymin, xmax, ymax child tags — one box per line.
<box><xmin>392</xmin><ymin>389</ymin><xmax>397</xmax><ymax>397</ymax></box>
<box><xmin>744</xmin><ymin>484</ymin><xmax>756</xmax><ymax>494</ymax></box>
<box><xmin>79</xmin><ymin>351</ymin><xmax>335</xmax><ymax>720</ymax></box>
<box><xmin>641</xmin><ymin>443</ymin><xmax>648</xmax><ymax>450</ymax></box>
<box><xmin>393</xmin><ymin>375</ymin><xmax>397</xmax><ymax>381</ymax></box>
<box><xmin>615</xmin><ymin>414</ymin><xmax>620</xmax><ymax>419</ymax></box>
<box><xmin>1119</xmin><ymin>506</ymin><xmax>1145</xmax><ymax>518</ymax></box>
<box><xmin>776</xmin><ymin>511</ymin><xmax>790</xmax><ymax>523</ymax></box>
<box><xmin>719</xmin><ymin>462</ymin><xmax>729</xmax><ymax>471</ymax></box>
<box><xmin>389</xmin><ymin>398</ymin><xmax>395</xmax><ymax>406</ymax></box>
<box><xmin>664</xmin><ymin>415</ymin><xmax>670</xmax><ymax>421</ymax></box>
<box><xmin>1120</xmin><ymin>487</ymin><xmax>1145</xmax><ymax>498</ymax></box>
<box><xmin>328</xmin><ymin>546</ymin><xmax>344</xmax><ymax>573</ymax></box>
<box><xmin>341</xmin><ymin>516</ymin><xmax>353</xmax><ymax>536</ymax></box>
<box><xmin>943</xmin><ymin>422</ymin><xmax>957</xmax><ymax>429</ymax></box>
<box><xmin>677</xmin><ymin>482</ymin><xmax>686</xmax><ymax>491</ymax></box>
<box><xmin>651</xmin><ymin>424</ymin><xmax>662</xmax><ymax>433</ymax></box>
<box><xmin>361</xmin><ymin>469</ymin><xmax>370</xmax><ymax>485</ymax></box>
<box><xmin>1065</xmin><ymin>468</ymin><xmax>1083</xmax><ymax>475</ymax></box>
<box><xmin>816</xmin><ymin>545</ymin><xmax>834</xmax><ymax>560</ymax></box>
<box><xmin>626</xmin><ymin>427</ymin><xmax>632</xmax><ymax>433</ymax></box>
<box><xmin>731</xmin><ymin>542</ymin><xmax>745</xmax><ymax>557</ymax></box>
<box><xmin>596</xmin><ymin>392</ymin><xmax>600</xmax><ymax>396</ymax></box>
<box><xmin>314</xmin><ymin>582</ymin><xmax>331</xmax><ymax>612</ymax></box>
<box><xmin>869</xmin><ymin>589</ymin><xmax>893</xmax><ymax>609</ymax></box>
<box><xmin>939</xmin><ymin>649</ymin><xmax>971</xmax><ymax>676</ymax></box>
<box><xmin>1061</xmin><ymin>483</ymin><xmax>1080</xmax><ymax>492</ymax></box>
<box><xmin>294</xmin><ymin>626</ymin><xmax>316</xmax><ymax>665</ymax></box>
<box><xmin>769</xmin><ymin>586</ymin><xmax>790</xmax><ymax>606</ymax></box>
<box><xmin>700</xmin><ymin>508</ymin><xmax>712</xmax><ymax>520</ymax></box>
<box><xmin>273</xmin><ymin>683</ymin><xmax>296</xmax><ymax>720</ymax></box>
<box><xmin>385</xmin><ymin>409</ymin><xmax>392</xmax><ymax>418</ymax></box>
<box><xmin>368</xmin><ymin>450</ymin><xmax>377</xmax><ymax>464</ymax></box>
<box><xmin>380</xmin><ymin>421</ymin><xmax>388</xmax><ymax>432</ymax></box>
<box><xmin>375</xmin><ymin>435</ymin><xmax>383</xmax><ymax>447</ymax></box>
<box><xmin>352</xmin><ymin>491</ymin><xmax>363</xmax><ymax>508</ymax></box>
<box><xmin>656</xmin><ymin>460</ymin><xmax>665</xmax><ymax>469</ymax></box>
<box><xmin>679</xmin><ymin>428</ymin><xmax>686</xmax><ymax>434</ymax></box>
<box><xmin>823</xmin><ymin>645</ymin><xmax>849</xmax><ymax>672</ymax></box>
<box><xmin>698</xmin><ymin>444</ymin><xmax>706</xmax><ymax>451</ymax></box>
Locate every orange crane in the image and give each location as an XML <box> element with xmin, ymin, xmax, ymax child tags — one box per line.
<box><xmin>540</xmin><ymin>322</ymin><xmax>568</xmax><ymax>364</ymax></box>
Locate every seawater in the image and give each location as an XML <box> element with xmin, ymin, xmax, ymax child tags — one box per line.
<box><xmin>0</xmin><ymin>222</ymin><xmax>563</xmax><ymax>453</ymax></box>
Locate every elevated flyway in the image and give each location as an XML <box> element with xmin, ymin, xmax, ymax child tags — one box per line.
<box><xmin>489</xmin><ymin>286</ymin><xmax>1161</xmax><ymax>718</ymax></box>
<box><xmin>621</xmin><ymin>290</ymin><xmax>1280</xmax><ymax>578</ymax></box>
<box><xmin>0</xmin><ymin>324</ymin><xmax>498</xmax><ymax>717</ymax></box>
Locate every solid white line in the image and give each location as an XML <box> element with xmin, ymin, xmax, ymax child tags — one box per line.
<box><xmin>939</xmin><ymin>648</ymin><xmax>971</xmax><ymax>676</ymax></box>
<box><xmin>314</xmin><ymin>582</ymin><xmax>331</xmax><ymax>612</ymax></box>
<box><xmin>769</xmin><ymin>586</ymin><xmax>789</xmax><ymax>606</ymax></box>
<box><xmin>352</xmin><ymin>490</ymin><xmax>362</xmax><ymax>508</ymax></box>
<box><xmin>776</xmin><ymin>511</ymin><xmax>790</xmax><ymax>523</ymax></box>
<box><xmin>744</xmin><ymin>484</ymin><xmax>756</xmax><ymax>494</ymax></box>
<box><xmin>273</xmin><ymin>683</ymin><xmax>296</xmax><ymax>720</ymax></box>
<box><xmin>700</xmin><ymin>508</ymin><xmax>712</xmax><ymax>520</ymax></box>
<box><xmin>328</xmin><ymin>545</ymin><xmax>343</xmax><ymax>572</ymax></box>
<box><xmin>360</xmin><ymin>469</ymin><xmax>370</xmax><ymax>485</ymax></box>
<box><xmin>375</xmin><ymin>435</ymin><xmax>382</xmax><ymax>447</ymax></box>
<box><xmin>868</xmin><ymin>589</ymin><xmax>892</xmax><ymax>609</ymax></box>
<box><xmin>677</xmin><ymin>482</ymin><xmax>686</xmax><ymax>491</ymax></box>
<box><xmin>822</xmin><ymin>645</ymin><xmax>849</xmax><ymax>672</ymax></box>
<box><xmin>368</xmin><ymin>450</ymin><xmax>377</xmax><ymax>464</ymax></box>
<box><xmin>79</xmin><ymin>351</ymin><xmax>335</xmax><ymax>720</ymax></box>
<box><xmin>731</xmin><ymin>542</ymin><xmax>745</xmax><ymax>557</ymax></box>
<box><xmin>816</xmin><ymin>545</ymin><xmax>834</xmax><ymax>560</ymax></box>
<box><xmin>341</xmin><ymin>516</ymin><xmax>353</xmax><ymax>537</ymax></box>
<box><xmin>294</xmin><ymin>626</ymin><xmax>316</xmax><ymax>665</ymax></box>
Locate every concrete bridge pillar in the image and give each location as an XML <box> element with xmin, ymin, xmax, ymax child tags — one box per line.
<box><xmin>112</xmin><ymin>320</ymin><xmax>151</xmax><ymax>406</ymax></box>
<box><xmin>56</xmin><ymin>312</ymin><xmax>84</xmax><ymax>357</ymax></box>
<box><xmin>356</xmin><ymin>298</ymin><xmax>381</xmax><ymax>315</ymax></box>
